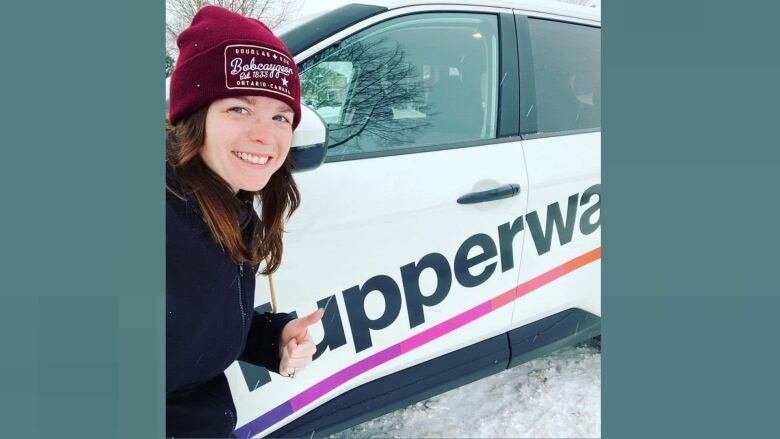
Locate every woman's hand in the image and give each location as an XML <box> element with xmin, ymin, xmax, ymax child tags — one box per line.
<box><xmin>279</xmin><ymin>309</ymin><xmax>324</xmax><ymax>378</ymax></box>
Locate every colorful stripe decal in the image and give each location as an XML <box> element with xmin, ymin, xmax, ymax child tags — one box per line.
<box><xmin>234</xmin><ymin>247</ymin><xmax>601</xmax><ymax>438</ymax></box>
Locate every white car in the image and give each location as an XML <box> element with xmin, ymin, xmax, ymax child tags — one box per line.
<box><xmin>225</xmin><ymin>1</ymin><xmax>601</xmax><ymax>436</ymax></box>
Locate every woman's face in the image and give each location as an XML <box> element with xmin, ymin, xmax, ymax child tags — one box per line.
<box><xmin>200</xmin><ymin>95</ymin><xmax>294</xmax><ymax>193</ymax></box>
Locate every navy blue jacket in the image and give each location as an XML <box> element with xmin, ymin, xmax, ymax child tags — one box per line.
<box><xmin>166</xmin><ymin>168</ymin><xmax>294</xmax><ymax>438</ymax></box>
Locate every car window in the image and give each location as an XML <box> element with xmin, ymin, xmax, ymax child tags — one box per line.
<box><xmin>301</xmin><ymin>61</ymin><xmax>354</xmax><ymax>124</ymax></box>
<box><xmin>526</xmin><ymin>19</ymin><xmax>600</xmax><ymax>134</ymax></box>
<box><xmin>299</xmin><ymin>13</ymin><xmax>500</xmax><ymax>159</ymax></box>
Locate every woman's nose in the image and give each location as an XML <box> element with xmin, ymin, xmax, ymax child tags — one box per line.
<box><xmin>247</xmin><ymin>118</ymin><xmax>273</xmax><ymax>144</ymax></box>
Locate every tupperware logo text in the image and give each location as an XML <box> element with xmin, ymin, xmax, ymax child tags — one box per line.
<box><xmin>249</xmin><ymin>184</ymin><xmax>600</xmax><ymax>389</ymax></box>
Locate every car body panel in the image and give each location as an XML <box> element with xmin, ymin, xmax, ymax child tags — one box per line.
<box><xmin>228</xmin><ymin>137</ymin><xmax>531</xmax><ymax>435</ymax></box>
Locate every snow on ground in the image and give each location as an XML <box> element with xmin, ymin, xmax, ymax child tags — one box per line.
<box><xmin>330</xmin><ymin>344</ymin><xmax>601</xmax><ymax>438</ymax></box>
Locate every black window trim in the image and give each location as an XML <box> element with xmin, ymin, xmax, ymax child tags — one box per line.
<box><xmin>497</xmin><ymin>12</ymin><xmax>521</xmax><ymax>138</ymax></box>
<box><xmin>522</xmin><ymin>127</ymin><xmax>600</xmax><ymax>140</ymax></box>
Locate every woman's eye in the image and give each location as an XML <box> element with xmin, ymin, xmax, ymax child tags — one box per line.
<box><xmin>273</xmin><ymin>114</ymin><xmax>291</xmax><ymax>123</ymax></box>
<box><xmin>228</xmin><ymin>107</ymin><xmax>248</xmax><ymax>115</ymax></box>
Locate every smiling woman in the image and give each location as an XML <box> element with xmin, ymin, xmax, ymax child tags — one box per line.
<box><xmin>199</xmin><ymin>96</ymin><xmax>294</xmax><ymax>194</ymax></box>
<box><xmin>164</xmin><ymin>5</ymin><xmax>324</xmax><ymax>439</ymax></box>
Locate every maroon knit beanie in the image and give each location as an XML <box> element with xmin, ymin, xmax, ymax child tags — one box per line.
<box><xmin>169</xmin><ymin>5</ymin><xmax>301</xmax><ymax>128</ymax></box>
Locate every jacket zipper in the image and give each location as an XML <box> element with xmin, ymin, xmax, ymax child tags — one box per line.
<box><xmin>225</xmin><ymin>406</ymin><xmax>236</xmax><ymax>433</ymax></box>
<box><xmin>237</xmin><ymin>263</ymin><xmax>246</xmax><ymax>335</ymax></box>
<box><xmin>230</xmin><ymin>263</ymin><xmax>245</xmax><ymax>434</ymax></box>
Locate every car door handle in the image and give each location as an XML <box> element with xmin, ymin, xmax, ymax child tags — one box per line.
<box><xmin>457</xmin><ymin>184</ymin><xmax>521</xmax><ymax>205</ymax></box>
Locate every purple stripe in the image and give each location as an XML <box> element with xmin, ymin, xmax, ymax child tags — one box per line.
<box><xmin>290</xmin><ymin>344</ymin><xmax>402</xmax><ymax>411</ymax></box>
<box><xmin>238</xmin><ymin>248</ymin><xmax>600</xmax><ymax>436</ymax></box>
<box><xmin>233</xmin><ymin>401</ymin><xmax>293</xmax><ymax>439</ymax></box>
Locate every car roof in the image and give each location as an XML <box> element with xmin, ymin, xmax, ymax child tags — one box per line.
<box><xmin>354</xmin><ymin>0</ymin><xmax>600</xmax><ymax>23</ymax></box>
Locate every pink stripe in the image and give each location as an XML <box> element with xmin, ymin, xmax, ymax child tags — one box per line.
<box><xmin>243</xmin><ymin>248</ymin><xmax>600</xmax><ymax>435</ymax></box>
<box><xmin>515</xmin><ymin>265</ymin><xmax>567</xmax><ymax>299</ymax></box>
<box><xmin>490</xmin><ymin>288</ymin><xmax>517</xmax><ymax>309</ymax></box>
<box><xmin>399</xmin><ymin>302</ymin><xmax>492</xmax><ymax>353</ymax></box>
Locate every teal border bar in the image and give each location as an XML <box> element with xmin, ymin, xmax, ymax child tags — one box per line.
<box><xmin>1</xmin><ymin>1</ymin><xmax>165</xmax><ymax>437</ymax></box>
<box><xmin>4</xmin><ymin>0</ymin><xmax>780</xmax><ymax>437</ymax></box>
<box><xmin>604</xmin><ymin>1</ymin><xmax>780</xmax><ymax>438</ymax></box>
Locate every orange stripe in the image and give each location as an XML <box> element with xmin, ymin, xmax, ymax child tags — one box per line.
<box><xmin>563</xmin><ymin>247</ymin><xmax>601</xmax><ymax>273</ymax></box>
<box><xmin>238</xmin><ymin>246</ymin><xmax>602</xmax><ymax>437</ymax></box>
<box><xmin>564</xmin><ymin>247</ymin><xmax>601</xmax><ymax>272</ymax></box>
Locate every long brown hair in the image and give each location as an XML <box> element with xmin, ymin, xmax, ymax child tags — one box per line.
<box><xmin>166</xmin><ymin>106</ymin><xmax>300</xmax><ymax>275</ymax></box>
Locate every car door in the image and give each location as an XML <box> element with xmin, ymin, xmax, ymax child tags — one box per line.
<box><xmin>225</xmin><ymin>6</ymin><xmax>531</xmax><ymax>438</ymax></box>
<box><xmin>508</xmin><ymin>12</ymin><xmax>602</xmax><ymax>366</ymax></box>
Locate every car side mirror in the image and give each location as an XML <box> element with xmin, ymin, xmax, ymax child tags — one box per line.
<box><xmin>291</xmin><ymin>104</ymin><xmax>328</xmax><ymax>173</ymax></box>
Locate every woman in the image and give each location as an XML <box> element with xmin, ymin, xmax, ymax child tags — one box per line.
<box><xmin>166</xmin><ymin>6</ymin><xmax>322</xmax><ymax>438</ymax></box>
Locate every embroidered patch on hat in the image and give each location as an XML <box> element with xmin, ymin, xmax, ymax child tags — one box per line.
<box><xmin>224</xmin><ymin>44</ymin><xmax>295</xmax><ymax>98</ymax></box>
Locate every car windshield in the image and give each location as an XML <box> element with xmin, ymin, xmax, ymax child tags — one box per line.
<box><xmin>274</xmin><ymin>4</ymin><xmax>388</xmax><ymax>56</ymax></box>
<box><xmin>274</xmin><ymin>11</ymin><xmax>328</xmax><ymax>38</ymax></box>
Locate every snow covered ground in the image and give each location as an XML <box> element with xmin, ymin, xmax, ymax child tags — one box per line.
<box><xmin>330</xmin><ymin>344</ymin><xmax>601</xmax><ymax>438</ymax></box>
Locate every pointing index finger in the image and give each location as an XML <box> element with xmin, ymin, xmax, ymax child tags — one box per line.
<box><xmin>302</xmin><ymin>308</ymin><xmax>324</xmax><ymax>327</ymax></box>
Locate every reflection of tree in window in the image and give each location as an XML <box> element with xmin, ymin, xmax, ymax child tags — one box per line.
<box><xmin>302</xmin><ymin>66</ymin><xmax>348</xmax><ymax>108</ymax></box>
<box><xmin>302</xmin><ymin>37</ymin><xmax>429</xmax><ymax>154</ymax></box>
